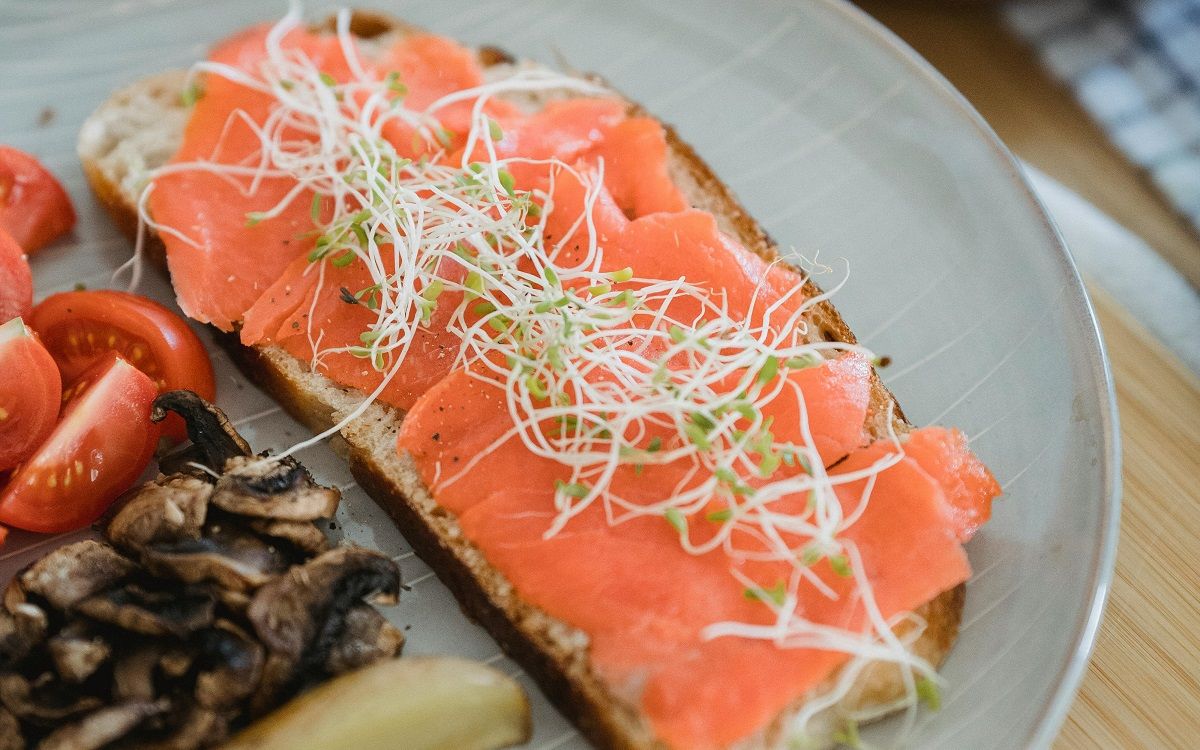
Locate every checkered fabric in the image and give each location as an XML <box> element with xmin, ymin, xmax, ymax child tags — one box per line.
<box><xmin>1004</xmin><ymin>0</ymin><xmax>1200</xmax><ymax>234</ymax></box>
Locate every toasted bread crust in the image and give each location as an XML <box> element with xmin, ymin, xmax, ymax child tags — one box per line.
<box><xmin>79</xmin><ymin>13</ymin><xmax>963</xmax><ymax>748</ymax></box>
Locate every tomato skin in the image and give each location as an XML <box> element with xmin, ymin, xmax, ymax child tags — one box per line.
<box><xmin>29</xmin><ymin>290</ymin><xmax>215</xmax><ymax>440</ymax></box>
<box><xmin>0</xmin><ymin>354</ymin><xmax>159</xmax><ymax>533</ymax></box>
<box><xmin>0</xmin><ymin>318</ymin><xmax>62</xmax><ymax>472</ymax></box>
<box><xmin>0</xmin><ymin>146</ymin><xmax>76</xmax><ymax>253</ymax></box>
<box><xmin>0</xmin><ymin>228</ymin><xmax>32</xmax><ymax>322</ymax></box>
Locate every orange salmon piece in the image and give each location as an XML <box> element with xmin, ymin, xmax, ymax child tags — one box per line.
<box><xmin>763</xmin><ymin>351</ymin><xmax>871</xmax><ymax>465</ymax></box>
<box><xmin>538</xmin><ymin>164</ymin><xmax>630</xmax><ymax>267</ymax></box>
<box><xmin>640</xmin><ymin>443</ymin><xmax>972</xmax><ymax>749</ymax></box>
<box><xmin>587</xmin><ymin>117</ymin><xmax>688</xmax><ymax>217</ymax></box>
<box><xmin>494</xmin><ymin>98</ymin><xmax>627</xmax><ymax>177</ymax></box>
<box><xmin>482</xmin><ymin>101</ymin><xmax>685</xmax><ymax>224</ymax></box>
<box><xmin>238</xmin><ymin>252</ymin><xmax>325</xmax><ymax>346</ymax></box>
<box><xmin>374</xmin><ymin>34</ymin><xmax>485</xmax><ymax>112</ymax></box>
<box><xmin>397</xmin><ymin>368</ymin><xmax>556</xmax><ymax>512</ymax></box>
<box><xmin>241</xmin><ymin>249</ymin><xmax>468</xmax><ymax>410</ymax></box>
<box><xmin>488</xmin><ymin>101</ymin><xmax>688</xmax><ymax>223</ymax></box>
<box><xmin>599</xmin><ymin>209</ymin><xmax>808</xmax><ymax>341</ymax></box>
<box><xmin>831</xmin><ymin>443</ymin><xmax>974</xmax><ymax>622</ymax></box>
<box><xmin>154</xmin><ymin>28</ymin><xmax>495</xmax><ymax>331</ymax></box>
<box><xmin>373</xmin><ymin>33</ymin><xmax>497</xmax><ymax>150</ymax></box>
<box><xmin>452</xmin><ymin>99</ymin><xmax>625</xmax><ymax>195</ymax></box>
<box><xmin>898</xmin><ymin>426</ymin><xmax>1000</xmax><ymax>541</ymax></box>
<box><xmin>150</xmin><ymin>25</ymin><xmax>357</xmax><ymax>331</ymax></box>
<box><xmin>400</xmin><ymin>369</ymin><xmax>976</xmax><ymax>749</ymax></box>
<box><xmin>641</xmin><ymin>638</ymin><xmax>846</xmax><ymax>750</ymax></box>
<box><xmin>403</xmin><ymin>387</ymin><xmax>974</xmax><ymax>749</ymax></box>
<box><xmin>457</xmin><ymin>489</ymin><xmax>759</xmax><ymax>656</ymax></box>
<box><xmin>396</xmin><ymin>364</ymin><xmax>694</xmax><ymax>514</ymax></box>
<box><xmin>375</xmin><ymin>36</ymin><xmax>522</xmax><ymax>156</ymax></box>
<box><xmin>399</xmin><ymin>345</ymin><xmax>873</xmax><ymax>512</ymax></box>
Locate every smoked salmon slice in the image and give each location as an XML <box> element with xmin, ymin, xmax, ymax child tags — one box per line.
<box><xmin>398</xmin><ymin>362</ymin><xmax>987</xmax><ymax>749</ymax></box>
<box><xmin>240</xmin><ymin>247</ymin><xmax>471</xmax><ymax>410</ymax></box>
<box><xmin>866</xmin><ymin>426</ymin><xmax>1000</xmax><ymax>543</ymax></box>
<box><xmin>372</xmin><ymin>34</ymin><xmax>486</xmax><ymax>113</ymax></box>
<box><xmin>398</xmin><ymin>349</ymin><xmax>874</xmax><ymax>515</ymax></box>
<box><xmin>614</xmin><ymin>210</ymin><xmax>808</xmax><ymax>328</ymax></box>
<box><xmin>149</xmin><ymin>25</ymin><xmax>355</xmax><ymax>331</ymax></box>
<box><xmin>589</xmin><ymin>117</ymin><xmax>689</xmax><ymax>217</ymax></box>
<box><xmin>165</xmin><ymin>27</ymin><xmax>691</xmax><ymax>407</ymax></box>
<box><xmin>486</xmin><ymin>98</ymin><xmax>628</xmax><ymax>188</ymax></box>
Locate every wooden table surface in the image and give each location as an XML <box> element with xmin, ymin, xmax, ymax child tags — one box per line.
<box><xmin>853</xmin><ymin>3</ymin><xmax>1200</xmax><ymax>747</ymax></box>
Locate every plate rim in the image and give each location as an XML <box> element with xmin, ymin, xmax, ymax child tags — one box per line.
<box><xmin>817</xmin><ymin>0</ymin><xmax>1122</xmax><ymax>745</ymax></box>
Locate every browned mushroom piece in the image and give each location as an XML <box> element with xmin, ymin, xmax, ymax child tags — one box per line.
<box><xmin>111</xmin><ymin>645</ymin><xmax>163</xmax><ymax>703</ymax></box>
<box><xmin>107</xmin><ymin>476</ymin><xmax>211</xmax><ymax>553</ymax></box>
<box><xmin>18</xmin><ymin>542</ymin><xmax>134</xmax><ymax>611</ymax></box>
<box><xmin>36</xmin><ymin>700</ymin><xmax>167</xmax><ymax>750</ymax></box>
<box><xmin>76</xmin><ymin>585</ymin><xmax>215</xmax><ymax>638</ymax></box>
<box><xmin>151</xmin><ymin>392</ymin><xmax>252</xmax><ymax>473</ymax></box>
<box><xmin>244</xmin><ymin>548</ymin><xmax>399</xmax><ymax>712</ymax></box>
<box><xmin>0</xmin><ymin>707</ymin><xmax>24</xmax><ymax>750</ymax></box>
<box><xmin>246</xmin><ymin>518</ymin><xmax>330</xmax><ymax>556</ymax></box>
<box><xmin>139</xmin><ymin>523</ymin><xmax>292</xmax><ymax>592</ymax></box>
<box><xmin>246</xmin><ymin>653</ymin><xmax>295</xmax><ymax>719</ymax></box>
<box><xmin>192</xmin><ymin>622</ymin><xmax>263</xmax><ymax>711</ymax></box>
<box><xmin>46</xmin><ymin>623</ymin><xmax>110</xmax><ymax>684</ymax></box>
<box><xmin>324</xmin><ymin>606</ymin><xmax>405</xmax><ymax>676</ymax></box>
<box><xmin>123</xmin><ymin>703</ymin><xmax>227</xmax><ymax>750</ymax></box>
<box><xmin>157</xmin><ymin>648</ymin><xmax>193</xmax><ymax>681</ymax></box>
<box><xmin>0</xmin><ymin>596</ymin><xmax>47</xmax><ymax>666</ymax></box>
<box><xmin>211</xmin><ymin>588</ymin><xmax>251</xmax><ymax>614</ymax></box>
<box><xmin>247</xmin><ymin>547</ymin><xmax>400</xmax><ymax>661</ymax></box>
<box><xmin>0</xmin><ymin>672</ymin><xmax>102</xmax><ymax>725</ymax></box>
<box><xmin>2</xmin><ymin>580</ymin><xmax>21</xmax><ymax>612</ymax></box>
<box><xmin>210</xmin><ymin>457</ymin><xmax>340</xmax><ymax>522</ymax></box>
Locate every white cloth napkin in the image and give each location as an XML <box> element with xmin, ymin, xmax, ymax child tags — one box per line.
<box><xmin>1024</xmin><ymin>163</ymin><xmax>1200</xmax><ymax>374</ymax></box>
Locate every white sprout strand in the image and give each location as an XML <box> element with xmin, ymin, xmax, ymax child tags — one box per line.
<box><xmin>137</xmin><ymin>8</ymin><xmax>942</xmax><ymax>739</ymax></box>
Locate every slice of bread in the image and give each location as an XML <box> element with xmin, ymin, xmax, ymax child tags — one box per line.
<box><xmin>77</xmin><ymin>11</ymin><xmax>964</xmax><ymax>748</ymax></box>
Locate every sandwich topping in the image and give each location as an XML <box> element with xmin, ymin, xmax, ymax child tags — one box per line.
<box><xmin>143</xmin><ymin>9</ymin><xmax>1001</xmax><ymax>748</ymax></box>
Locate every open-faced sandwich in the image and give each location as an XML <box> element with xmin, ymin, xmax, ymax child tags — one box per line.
<box><xmin>77</xmin><ymin>8</ymin><xmax>1002</xmax><ymax>748</ymax></box>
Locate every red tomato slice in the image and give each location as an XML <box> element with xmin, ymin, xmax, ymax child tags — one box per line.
<box><xmin>0</xmin><ymin>354</ymin><xmax>159</xmax><ymax>533</ymax></box>
<box><xmin>0</xmin><ymin>228</ymin><xmax>32</xmax><ymax>322</ymax></box>
<box><xmin>0</xmin><ymin>318</ymin><xmax>61</xmax><ymax>472</ymax></box>
<box><xmin>0</xmin><ymin>146</ymin><xmax>76</xmax><ymax>253</ymax></box>
<box><xmin>29</xmin><ymin>290</ymin><xmax>215</xmax><ymax>440</ymax></box>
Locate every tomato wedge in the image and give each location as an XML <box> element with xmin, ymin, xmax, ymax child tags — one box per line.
<box><xmin>0</xmin><ymin>146</ymin><xmax>76</xmax><ymax>253</ymax></box>
<box><xmin>29</xmin><ymin>290</ymin><xmax>215</xmax><ymax>440</ymax></box>
<box><xmin>0</xmin><ymin>318</ymin><xmax>61</xmax><ymax>472</ymax></box>
<box><xmin>0</xmin><ymin>354</ymin><xmax>159</xmax><ymax>533</ymax></box>
<box><xmin>0</xmin><ymin>228</ymin><xmax>32</xmax><ymax>322</ymax></box>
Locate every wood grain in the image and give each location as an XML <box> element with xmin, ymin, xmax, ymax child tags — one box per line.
<box><xmin>1058</xmin><ymin>286</ymin><xmax>1200</xmax><ymax>748</ymax></box>
<box><xmin>850</xmin><ymin>3</ymin><xmax>1200</xmax><ymax>747</ymax></box>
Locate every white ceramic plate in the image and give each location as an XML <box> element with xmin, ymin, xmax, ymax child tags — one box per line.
<box><xmin>0</xmin><ymin>1</ymin><xmax>1119</xmax><ymax>747</ymax></box>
